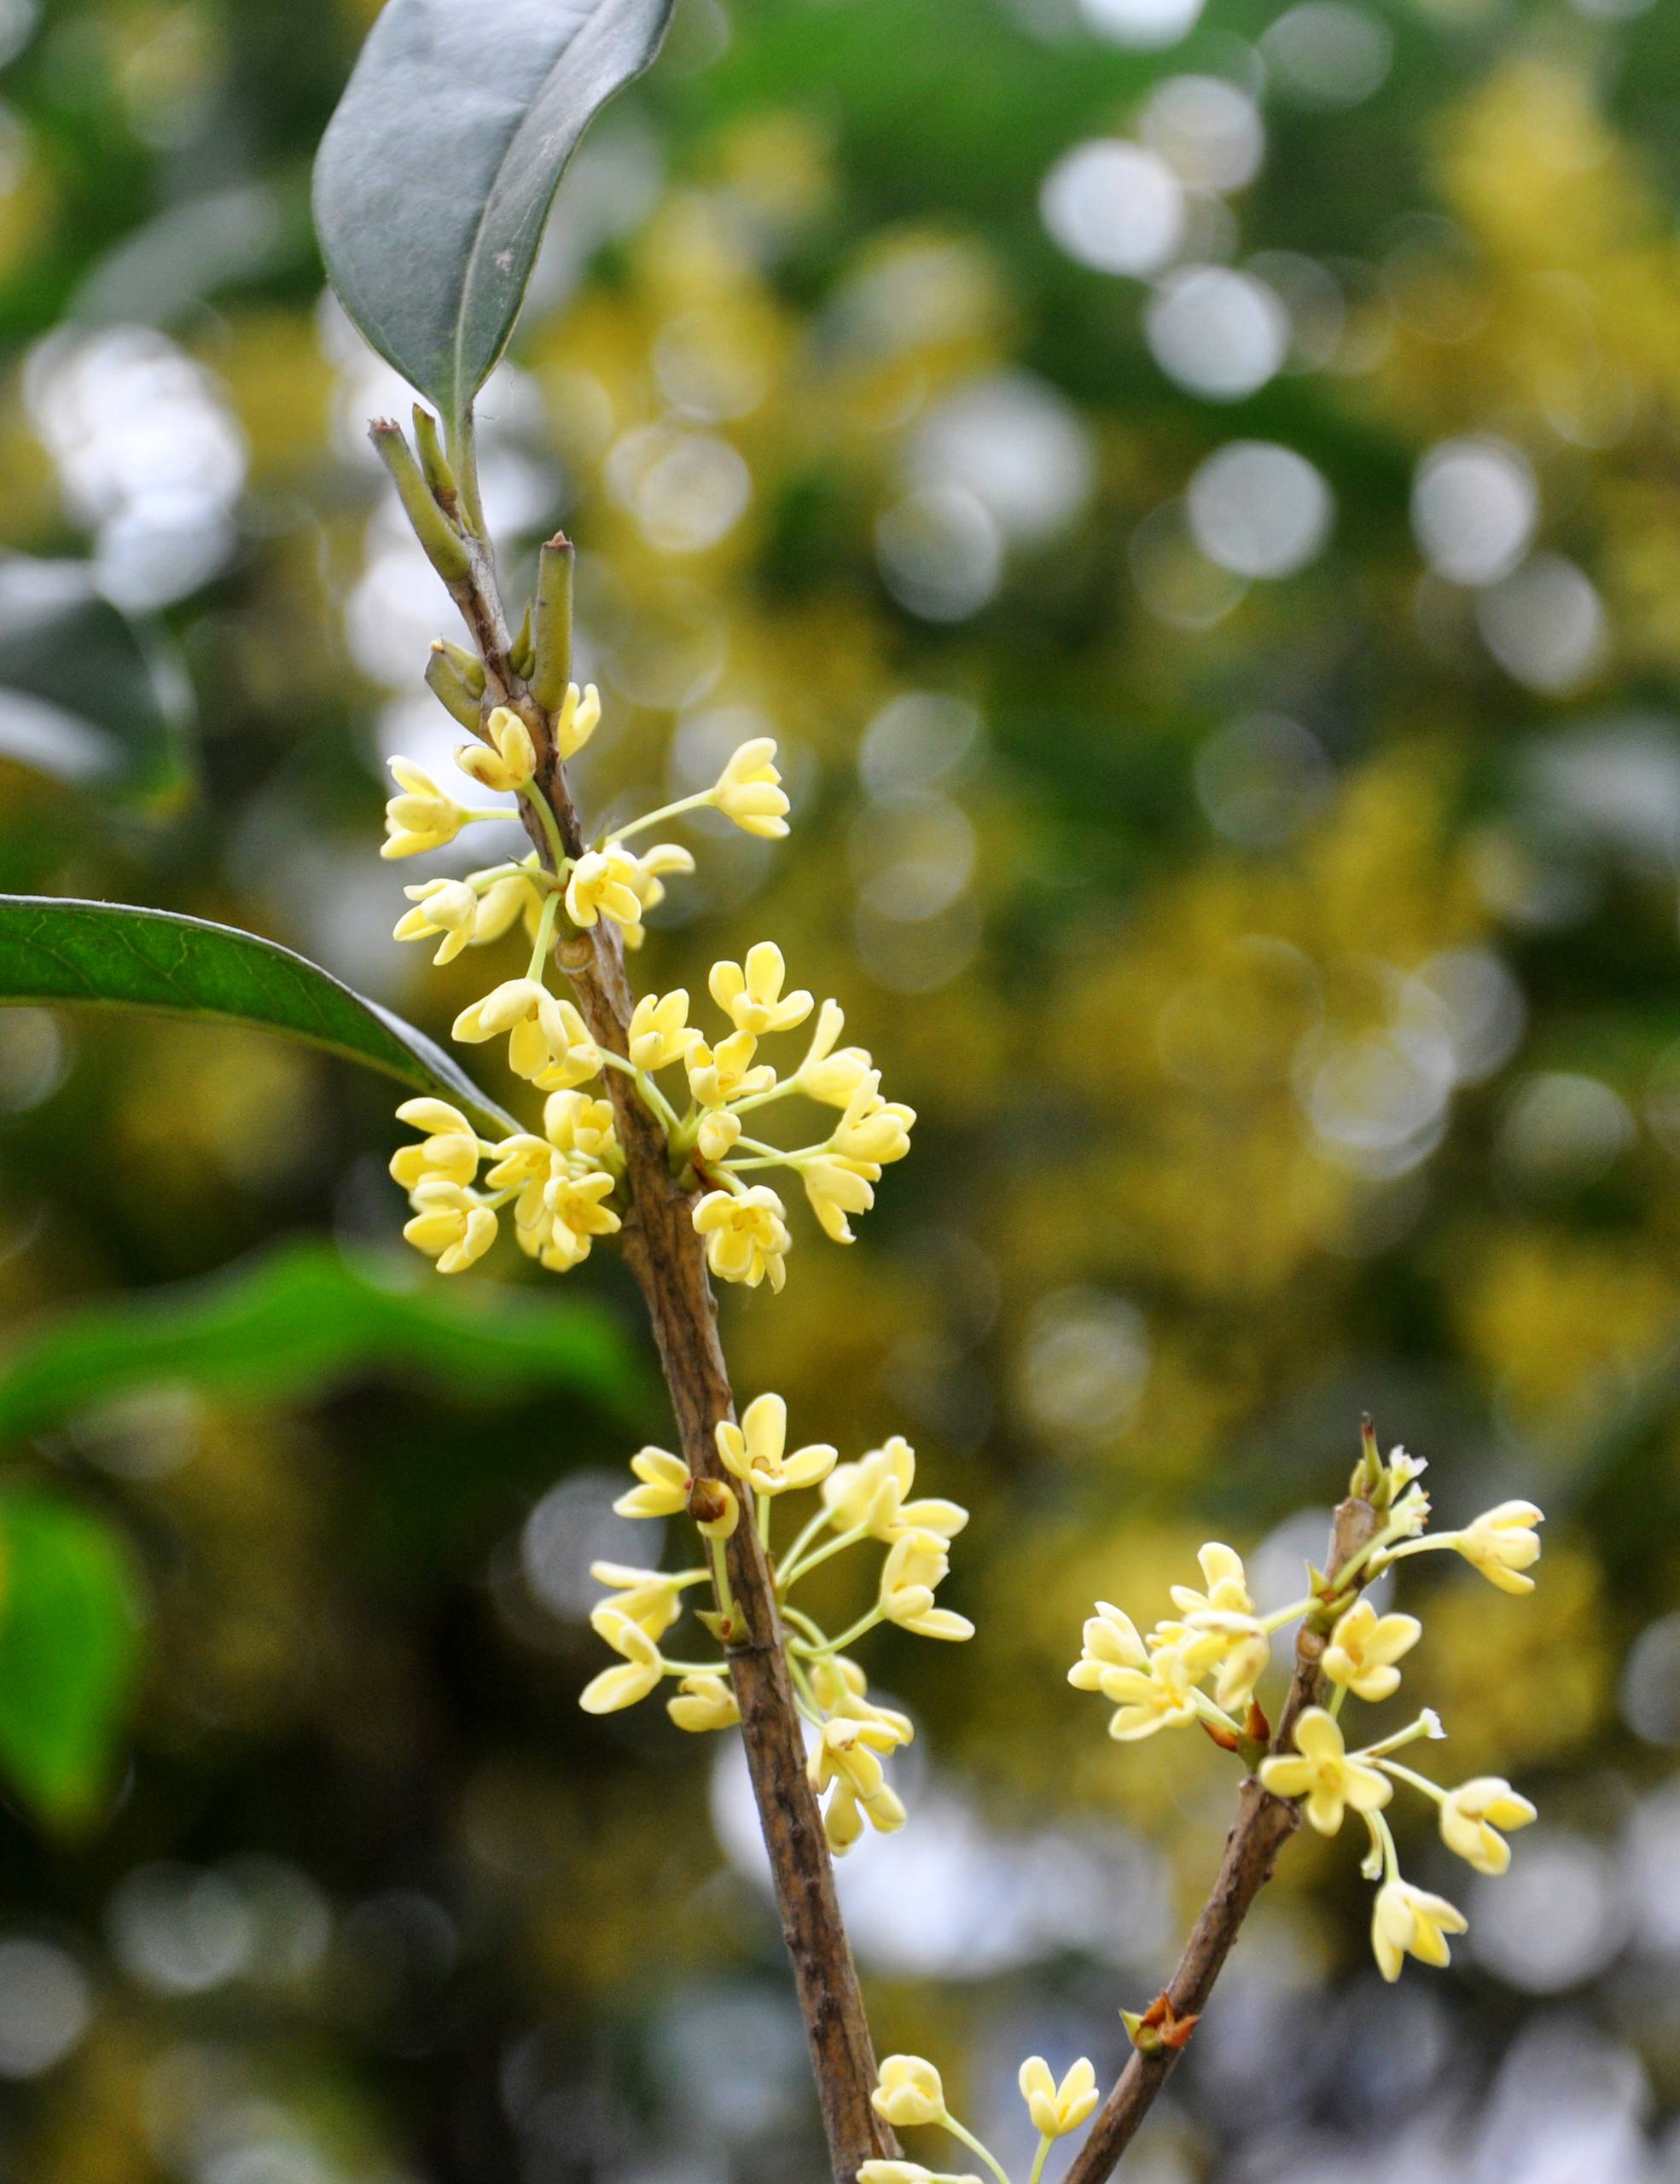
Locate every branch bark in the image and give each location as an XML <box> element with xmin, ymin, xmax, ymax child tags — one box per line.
<box><xmin>1061</xmin><ymin>1490</ymin><xmax>1380</xmax><ymax>2184</ymax></box>
<box><xmin>428</xmin><ymin>503</ymin><xmax>894</xmax><ymax>2181</ymax></box>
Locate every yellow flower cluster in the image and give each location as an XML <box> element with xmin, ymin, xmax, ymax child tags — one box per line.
<box><xmin>378</xmin><ymin>690</ymin><xmax>911</xmax><ymax>1287</ymax></box>
<box><xmin>859</xmin><ymin>2047</ymin><xmax>1099</xmax><ymax>2184</ymax></box>
<box><xmin>389</xmin><ymin>1092</ymin><xmax>622</xmax><ymax>1275</ymax></box>
<box><xmin>1072</xmin><ymin>1433</ymin><xmax>1543</xmax><ymax>1984</ymax></box>
<box><xmin>631</xmin><ymin>947</ymin><xmax>916</xmax><ymax>1292</ymax></box>
<box><xmin>580</xmin><ymin>1397</ymin><xmax>971</xmax><ymax>1853</ymax></box>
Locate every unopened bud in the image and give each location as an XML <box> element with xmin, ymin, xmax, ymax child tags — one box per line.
<box><xmin>411</xmin><ymin>404</ymin><xmax>460</xmax><ymax>520</ymax></box>
<box><xmin>426</xmin><ymin>639</ymin><xmax>484</xmax><ymax>730</ymax></box>
<box><xmin>531</xmin><ymin>532</ymin><xmax>575</xmax><ymax>712</ymax></box>
<box><xmin>509</xmin><ymin>601</ymin><xmax>536</xmax><ymax>679</ymax></box>
<box><xmin>1124</xmin><ymin>1992</ymin><xmax>1198</xmax><ymax>2055</ymax></box>
<box><xmin>1351</xmin><ymin>1410</ymin><xmax>1383</xmax><ymax>1501</ymax></box>
<box><xmin>369</xmin><ymin>420</ymin><xmax>471</xmax><ymax>584</ymax></box>
<box><xmin>1120</xmin><ymin>2009</ymin><xmax>1160</xmax><ymax>2056</ymax></box>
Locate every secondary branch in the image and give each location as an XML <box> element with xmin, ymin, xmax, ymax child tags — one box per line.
<box><xmin>1061</xmin><ymin>1490</ymin><xmax>1379</xmax><ymax>2184</ymax></box>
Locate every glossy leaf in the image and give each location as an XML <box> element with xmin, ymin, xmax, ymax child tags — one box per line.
<box><xmin>0</xmin><ymin>1490</ymin><xmax>143</xmax><ymax>1831</ymax></box>
<box><xmin>0</xmin><ymin>558</ymin><xmax>193</xmax><ymax>813</ymax></box>
<box><xmin>0</xmin><ymin>1237</ymin><xmax>641</xmax><ymax>1451</ymax></box>
<box><xmin>313</xmin><ymin>0</ymin><xmax>677</xmax><ymax>429</ymax></box>
<box><xmin>0</xmin><ymin>896</ymin><xmax>517</xmax><ymax>1136</ymax></box>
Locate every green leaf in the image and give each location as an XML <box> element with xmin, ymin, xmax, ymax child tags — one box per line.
<box><xmin>0</xmin><ymin>1489</ymin><xmax>143</xmax><ymax>1831</ymax></box>
<box><xmin>313</xmin><ymin>0</ymin><xmax>677</xmax><ymax>429</ymax></box>
<box><xmin>0</xmin><ymin>558</ymin><xmax>194</xmax><ymax>815</ymax></box>
<box><xmin>0</xmin><ymin>1237</ymin><xmax>642</xmax><ymax>1452</ymax></box>
<box><xmin>0</xmin><ymin>895</ymin><xmax>517</xmax><ymax>1136</ymax></box>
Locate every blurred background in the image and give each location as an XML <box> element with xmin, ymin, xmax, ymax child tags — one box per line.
<box><xmin>0</xmin><ymin>0</ymin><xmax>1678</xmax><ymax>2177</ymax></box>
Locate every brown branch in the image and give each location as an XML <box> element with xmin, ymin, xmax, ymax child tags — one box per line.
<box><xmin>1061</xmin><ymin>1490</ymin><xmax>1380</xmax><ymax>2184</ymax></box>
<box><xmin>422</xmin><ymin>497</ymin><xmax>894</xmax><ymax>2181</ymax></box>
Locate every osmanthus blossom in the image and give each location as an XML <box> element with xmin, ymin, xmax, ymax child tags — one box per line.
<box><xmin>1259</xmin><ymin>1708</ymin><xmax>1392</xmax><ymax>1836</ymax></box>
<box><xmin>1069</xmin><ymin>1439</ymin><xmax>1544</xmax><ymax>1987</ymax></box>
<box><xmin>1371</xmin><ymin>1880</ymin><xmax>1468</xmax><ymax>1983</ymax></box>
<box><xmin>374</xmin><ymin>692</ymin><xmax>910</xmax><ymax>1291</ymax></box>
<box><xmin>580</xmin><ymin>1394</ymin><xmax>970</xmax><ymax>1855</ymax></box>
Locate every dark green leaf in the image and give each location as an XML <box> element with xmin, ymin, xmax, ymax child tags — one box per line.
<box><xmin>0</xmin><ymin>558</ymin><xmax>194</xmax><ymax>814</ymax></box>
<box><xmin>0</xmin><ymin>896</ymin><xmax>517</xmax><ymax>1135</ymax></box>
<box><xmin>313</xmin><ymin>0</ymin><xmax>677</xmax><ymax>429</ymax></box>
<box><xmin>0</xmin><ymin>1237</ymin><xmax>642</xmax><ymax>1451</ymax></box>
<box><xmin>0</xmin><ymin>1490</ymin><xmax>143</xmax><ymax>1831</ymax></box>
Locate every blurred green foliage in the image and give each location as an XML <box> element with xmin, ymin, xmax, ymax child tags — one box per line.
<box><xmin>0</xmin><ymin>0</ymin><xmax>1679</xmax><ymax>2179</ymax></box>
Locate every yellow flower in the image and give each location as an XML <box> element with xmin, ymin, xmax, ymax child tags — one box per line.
<box><xmin>532</xmin><ymin>1000</ymin><xmax>605</xmax><ymax>1090</ymax></box>
<box><xmin>1454</xmin><ymin>1501</ymin><xmax>1544</xmax><ymax>1593</ymax></box>
<box><xmin>588</xmin><ymin>1560</ymin><xmax>686</xmax><ymax>1641</ymax></box>
<box><xmin>697</xmin><ymin>1107</ymin><xmax>742</xmax><ymax>1162</ymax></box>
<box><xmin>1068</xmin><ymin>1602</ymin><xmax>1149</xmax><ymax>1690</ymax></box>
<box><xmin>708</xmin><ymin>942</ymin><xmax>812</xmax><ymax>1035</ymax></box>
<box><xmin>628</xmin><ymin>988</ymin><xmax>700</xmax><ymax>1072</ymax></box>
<box><xmin>878</xmin><ymin>1528</ymin><xmax>974</xmax><ymax>1641</ymax></box>
<box><xmin>389</xmin><ymin>1097</ymin><xmax>479</xmax><ymax>1189</ymax></box>
<box><xmin>1370</xmin><ymin>1879</ymin><xmax>1468</xmax><ymax>1982</ymax></box>
<box><xmin>537</xmin><ymin>1169</ymin><xmax>621</xmax><ymax>1269</ymax></box>
<box><xmin>797</xmin><ymin>1000</ymin><xmax>875</xmax><ymax>1107</ymax></box>
<box><xmin>1322</xmin><ymin>1600</ymin><xmax>1422</xmax><ymax>1703</ymax></box>
<box><xmin>687</xmin><ymin>1030</ymin><xmax>776</xmax><ymax>1107</ymax></box>
<box><xmin>693</xmin><ymin>1185</ymin><xmax>790</xmax><ymax>1291</ymax></box>
<box><xmin>811</xmin><ymin>1716</ymin><xmax>909</xmax><ymax>1852</ymax></box>
<box><xmin>831</xmin><ymin>1073</ymin><xmax>915</xmax><ymax>1165</ymax></box>
<box><xmin>869</xmin><ymin>2056</ymin><xmax>945</xmax><ymax>2129</ymax></box>
<box><xmin>715</xmin><ymin>1391</ymin><xmax>837</xmax><ymax>1495</ymax></box>
<box><xmin>483</xmin><ymin>1131</ymin><xmax>558</xmax><ymax>1249</ymax></box>
<box><xmin>1018</xmin><ymin>2056</ymin><xmax>1098</xmax><ymax>2138</ymax></box>
<box><xmin>1183</xmin><ymin>1608</ymin><xmax>1270</xmax><ymax>1713</ymax></box>
<box><xmin>802</xmin><ymin>1154</ymin><xmax>876</xmax><ymax>1242</ymax></box>
<box><xmin>565</xmin><ymin>846</ymin><xmax>643</xmax><ymax>931</ymax></box>
<box><xmin>1439</xmin><ymin>1777</ymin><xmax>1537</xmax><ymax>1875</ymax></box>
<box><xmin>1093</xmin><ymin>1645</ymin><xmax>1202</xmax><ymax>1741</ymax></box>
<box><xmin>1259</xmin><ymin>1708</ymin><xmax>1392</xmax><ymax>1835</ymax></box>
<box><xmin>401</xmin><ymin>1180</ymin><xmax>497</xmax><ymax>1273</ymax></box>
<box><xmin>620</xmin><ymin>843</ymin><xmax>695</xmax><ymax>946</ymax></box>
<box><xmin>393</xmin><ymin>877</ymin><xmax>479</xmax><ymax>964</ymax></box>
<box><xmin>613</xmin><ymin>1447</ymin><xmax>689</xmax><ymax>1519</ymax></box>
<box><xmin>381</xmin><ymin>758</ymin><xmax>469</xmax><ymax>857</ymax></box>
<box><xmin>471</xmin><ymin>870</ymin><xmax>543</xmax><ymax>945</ymax></box>
<box><xmin>1170</xmin><ymin>1542</ymin><xmax>1254</xmax><ymax>1618</ymax></box>
<box><xmin>712</xmin><ymin>735</ymin><xmax>790</xmax><ymax>838</ymax></box>
<box><xmin>553</xmin><ymin>680</ymin><xmax>602</xmax><ymax>760</ymax></box>
<box><xmin>453</xmin><ymin>979</ymin><xmax>598</xmax><ymax>1086</ymax></box>
<box><xmin>822</xmin><ymin>1436</ymin><xmax>967</xmax><ymax>1541</ymax></box>
<box><xmin>667</xmin><ymin>1673</ymin><xmax>741</xmax><ymax>1733</ymax></box>
<box><xmin>543</xmin><ymin>1090</ymin><xmax>618</xmax><ymax>1164</ymax></box>
<box><xmin>456</xmin><ymin>704</ymin><xmax>535</xmax><ymax>793</ymax></box>
<box><xmin>578</xmin><ymin>1606</ymin><xmax>663</xmax><ymax>1715</ymax></box>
